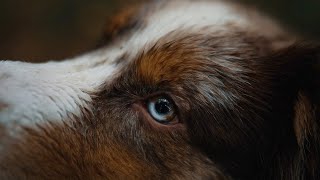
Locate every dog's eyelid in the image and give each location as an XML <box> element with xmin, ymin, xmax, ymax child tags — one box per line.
<box><xmin>133</xmin><ymin>92</ymin><xmax>182</xmax><ymax>126</ymax></box>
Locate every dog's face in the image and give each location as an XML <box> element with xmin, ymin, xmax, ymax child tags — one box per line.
<box><xmin>0</xmin><ymin>0</ymin><xmax>319</xmax><ymax>179</ymax></box>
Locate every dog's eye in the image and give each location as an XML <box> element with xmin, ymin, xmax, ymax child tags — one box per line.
<box><xmin>147</xmin><ymin>97</ymin><xmax>176</xmax><ymax>124</ymax></box>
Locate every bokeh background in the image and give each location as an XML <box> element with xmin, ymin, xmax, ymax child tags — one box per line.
<box><xmin>0</xmin><ymin>0</ymin><xmax>319</xmax><ymax>62</ymax></box>
<box><xmin>0</xmin><ymin>0</ymin><xmax>141</xmax><ymax>62</ymax></box>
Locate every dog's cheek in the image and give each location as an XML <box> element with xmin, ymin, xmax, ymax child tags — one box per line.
<box><xmin>95</xmin><ymin>97</ymin><xmax>229</xmax><ymax>178</ymax></box>
<box><xmin>0</xmin><ymin>121</ymin><xmax>163</xmax><ymax>179</ymax></box>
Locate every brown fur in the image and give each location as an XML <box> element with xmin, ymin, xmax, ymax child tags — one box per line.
<box><xmin>1</xmin><ymin>1</ymin><xmax>320</xmax><ymax>180</ymax></box>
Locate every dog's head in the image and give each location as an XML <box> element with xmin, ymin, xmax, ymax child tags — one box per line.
<box><xmin>0</xmin><ymin>1</ymin><xmax>319</xmax><ymax>179</ymax></box>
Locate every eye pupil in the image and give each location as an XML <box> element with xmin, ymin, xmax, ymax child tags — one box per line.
<box><xmin>147</xmin><ymin>96</ymin><xmax>176</xmax><ymax>123</ymax></box>
<box><xmin>155</xmin><ymin>99</ymin><xmax>171</xmax><ymax>114</ymax></box>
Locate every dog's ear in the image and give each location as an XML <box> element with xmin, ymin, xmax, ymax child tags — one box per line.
<box><xmin>95</xmin><ymin>1</ymin><xmax>154</xmax><ymax>48</ymax></box>
<box><xmin>263</xmin><ymin>43</ymin><xmax>320</xmax><ymax>179</ymax></box>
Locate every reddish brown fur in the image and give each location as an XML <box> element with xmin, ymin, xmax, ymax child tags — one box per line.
<box><xmin>1</xmin><ymin>1</ymin><xmax>320</xmax><ymax>180</ymax></box>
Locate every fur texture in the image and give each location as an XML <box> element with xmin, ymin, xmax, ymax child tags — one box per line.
<box><xmin>0</xmin><ymin>0</ymin><xmax>319</xmax><ymax>179</ymax></box>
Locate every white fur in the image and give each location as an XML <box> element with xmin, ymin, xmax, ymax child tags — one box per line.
<box><xmin>0</xmin><ymin>52</ymin><xmax>118</xmax><ymax>134</ymax></box>
<box><xmin>0</xmin><ymin>0</ymin><xmax>285</xmax><ymax>134</ymax></box>
<box><xmin>118</xmin><ymin>1</ymin><xmax>249</xmax><ymax>58</ymax></box>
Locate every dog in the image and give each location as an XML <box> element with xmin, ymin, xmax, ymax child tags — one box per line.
<box><xmin>0</xmin><ymin>0</ymin><xmax>319</xmax><ymax>179</ymax></box>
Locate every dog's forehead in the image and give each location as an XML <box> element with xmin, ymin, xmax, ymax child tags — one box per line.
<box><xmin>109</xmin><ymin>0</ymin><xmax>272</xmax><ymax>57</ymax></box>
<box><xmin>0</xmin><ymin>0</ymin><xmax>286</xmax><ymax>136</ymax></box>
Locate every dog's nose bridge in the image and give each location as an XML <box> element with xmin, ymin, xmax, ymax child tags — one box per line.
<box><xmin>0</xmin><ymin>61</ymin><xmax>113</xmax><ymax>129</ymax></box>
<box><xmin>0</xmin><ymin>46</ymin><xmax>121</xmax><ymax>131</ymax></box>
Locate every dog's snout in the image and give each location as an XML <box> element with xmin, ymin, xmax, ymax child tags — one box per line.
<box><xmin>0</xmin><ymin>58</ymin><xmax>114</xmax><ymax>128</ymax></box>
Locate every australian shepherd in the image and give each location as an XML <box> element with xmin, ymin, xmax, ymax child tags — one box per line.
<box><xmin>0</xmin><ymin>0</ymin><xmax>319</xmax><ymax>179</ymax></box>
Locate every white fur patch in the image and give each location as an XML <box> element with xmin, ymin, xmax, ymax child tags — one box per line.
<box><xmin>120</xmin><ymin>1</ymin><xmax>250</xmax><ymax>58</ymax></box>
<box><xmin>0</xmin><ymin>0</ymin><xmax>286</xmax><ymax>135</ymax></box>
<box><xmin>0</xmin><ymin>52</ymin><xmax>118</xmax><ymax>135</ymax></box>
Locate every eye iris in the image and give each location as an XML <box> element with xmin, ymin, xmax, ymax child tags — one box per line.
<box><xmin>147</xmin><ymin>97</ymin><xmax>176</xmax><ymax>123</ymax></box>
<box><xmin>155</xmin><ymin>99</ymin><xmax>171</xmax><ymax>115</ymax></box>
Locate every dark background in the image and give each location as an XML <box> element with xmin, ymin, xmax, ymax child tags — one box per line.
<box><xmin>0</xmin><ymin>0</ymin><xmax>319</xmax><ymax>62</ymax></box>
<box><xmin>240</xmin><ymin>0</ymin><xmax>320</xmax><ymax>41</ymax></box>
<box><xmin>0</xmin><ymin>0</ymin><xmax>140</xmax><ymax>62</ymax></box>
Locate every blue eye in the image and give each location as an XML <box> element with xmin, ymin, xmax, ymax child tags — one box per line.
<box><xmin>147</xmin><ymin>97</ymin><xmax>176</xmax><ymax>123</ymax></box>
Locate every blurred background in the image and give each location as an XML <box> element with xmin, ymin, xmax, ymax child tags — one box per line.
<box><xmin>0</xmin><ymin>0</ymin><xmax>141</xmax><ymax>62</ymax></box>
<box><xmin>0</xmin><ymin>0</ymin><xmax>319</xmax><ymax>62</ymax></box>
